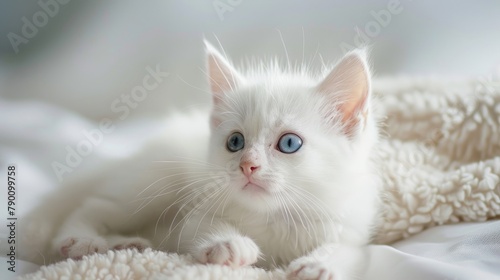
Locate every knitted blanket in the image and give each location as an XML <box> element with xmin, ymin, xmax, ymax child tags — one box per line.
<box><xmin>21</xmin><ymin>75</ymin><xmax>500</xmax><ymax>280</ymax></box>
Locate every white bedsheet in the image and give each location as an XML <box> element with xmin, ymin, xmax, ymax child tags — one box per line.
<box><xmin>367</xmin><ymin>221</ymin><xmax>500</xmax><ymax>280</ymax></box>
<box><xmin>0</xmin><ymin>98</ymin><xmax>499</xmax><ymax>280</ymax></box>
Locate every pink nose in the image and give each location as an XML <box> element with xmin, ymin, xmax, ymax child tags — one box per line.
<box><xmin>240</xmin><ymin>162</ymin><xmax>260</xmax><ymax>177</ymax></box>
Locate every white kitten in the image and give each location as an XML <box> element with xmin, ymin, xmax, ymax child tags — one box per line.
<box><xmin>161</xmin><ymin>42</ymin><xmax>381</xmax><ymax>279</ymax></box>
<box><xmin>20</xmin><ymin>41</ymin><xmax>380</xmax><ymax>280</ymax></box>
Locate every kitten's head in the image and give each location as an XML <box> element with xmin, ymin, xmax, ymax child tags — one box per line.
<box><xmin>204</xmin><ymin>41</ymin><xmax>378</xmax><ymax>216</ymax></box>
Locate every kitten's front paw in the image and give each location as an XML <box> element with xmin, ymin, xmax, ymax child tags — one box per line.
<box><xmin>287</xmin><ymin>257</ymin><xmax>340</xmax><ymax>280</ymax></box>
<box><xmin>194</xmin><ymin>235</ymin><xmax>260</xmax><ymax>267</ymax></box>
<box><xmin>59</xmin><ymin>237</ymin><xmax>108</xmax><ymax>260</ymax></box>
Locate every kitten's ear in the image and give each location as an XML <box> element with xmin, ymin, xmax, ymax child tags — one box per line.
<box><xmin>205</xmin><ymin>40</ymin><xmax>243</xmax><ymax>103</ymax></box>
<box><xmin>317</xmin><ymin>49</ymin><xmax>371</xmax><ymax>135</ymax></box>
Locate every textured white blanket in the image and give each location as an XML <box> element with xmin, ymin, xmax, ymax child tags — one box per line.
<box><xmin>18</xmin><ymin>75</ymin><xmax>500</xmax><ymax>279</ymax></box>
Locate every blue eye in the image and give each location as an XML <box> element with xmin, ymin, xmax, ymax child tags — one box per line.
<box><xmin>227</xmin><ymin>132</ymin><xmax>245</xmax><ymax>152</ymax></box>
<box><xmin>277</xmin><ymin>133</ymin><xmax>302</xmax><ymax>154</ymax></box>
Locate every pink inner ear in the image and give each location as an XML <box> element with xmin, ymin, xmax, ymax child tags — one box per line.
<box><xmin>205</xmin><ymin>44</ymin><xmax>243</xmax><ymax>106</ymax></box>
<box><xmin>317</xmin><ymin>51</ymin><xmax>370</xmax><ymax>135</ymax></box>
<box><xmin>208</xmin><ymin>54</ymin><xmax>234</xmax><ymax>96</ymax></box>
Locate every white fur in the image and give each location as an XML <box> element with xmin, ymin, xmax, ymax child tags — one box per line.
<box><xmin>162</xmin><ymin>43</ymin><xmax>381</xmax><ymax>279</ymax></box>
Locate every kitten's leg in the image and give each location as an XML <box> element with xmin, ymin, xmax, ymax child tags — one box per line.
<box><xmin>53</xmin><ymin>217</ymin><xmax>108</xmax><ymax>260</ymax></box>
<box><xmin>176</xmin><ymin>219</ymin><xmax>260</xmax><ymax>268</ymax></box>
<box><xmin>52</xmin><ymin>197</ymin><xmax>129</xmax><ymax>259</ymax></box>
<box><xmin>287</xmin><ymin>244</ymin><xmax>367</xmax><ymax>280</ymax></box>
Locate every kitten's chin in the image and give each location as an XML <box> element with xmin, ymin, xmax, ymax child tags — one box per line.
<box><xmin>232</xmin><ymin>183</ymin><xmax>279</xmax><ymax>212</ymax></box>
<box><xmin>242</xmin><ymin>183</ymin><xmax>267</xmax><ymax>193</ymax></box>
